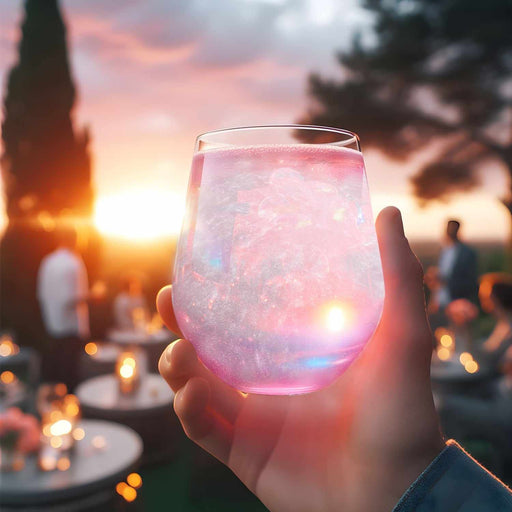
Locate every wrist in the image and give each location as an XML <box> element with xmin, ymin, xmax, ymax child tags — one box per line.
<box><xmin>346</xmin><ymin>436</ymin><xmax>445</xmax><ymax>512</ymax></box>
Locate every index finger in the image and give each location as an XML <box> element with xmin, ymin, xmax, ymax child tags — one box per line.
<box><xmin>156</xmin><ymin>285</ymin><xmax>183</xmax><ymax>337</ymax></box>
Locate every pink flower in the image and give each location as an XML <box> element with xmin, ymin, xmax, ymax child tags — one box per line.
<box><xmin>445</xmin><ymin>299</ymin><xmax>479</xmax><ymax>326</ymax></box>
<box><xmin>0</xmin><ymin>408</ymin><xmax>40</xmax><ymax>454</ymax></box>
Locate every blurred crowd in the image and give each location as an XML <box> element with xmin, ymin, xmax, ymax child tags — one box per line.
<box><xmin>35</xmin><ymin>224</ymin><xmax>151</xmax><ymax>391</ymax></box>
<box><xmin>425</xmin><ymin>219</ymin><xmax>512</xmax><ymax>473</ymax></box>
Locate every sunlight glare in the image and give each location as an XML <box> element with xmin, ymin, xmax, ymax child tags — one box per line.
<box><xmin>94</xmin><ymin>188</ymin><xmax>185</xmax><ymax>240</ymax></box>
<box><xmin>327</xmin><ymin>306</ymin><xmax>345</xmax><ymax>331</ymax></box>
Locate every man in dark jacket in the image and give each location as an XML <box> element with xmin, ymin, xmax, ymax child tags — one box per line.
<box><xmin>438</xmin><ymin>219</ymin><xmax>478</xmax><ymax>307</ymax></box>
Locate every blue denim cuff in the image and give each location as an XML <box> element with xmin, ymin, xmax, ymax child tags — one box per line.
<box><xmin>393</xmin><ymin>440</ymin><xmax>512</xmax><ymax>511</ymax></box>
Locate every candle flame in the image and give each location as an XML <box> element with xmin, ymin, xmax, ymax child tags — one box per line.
<box><xmin>440</xmin><ymin>334</ymin><xmax>453</xmax><ymax>348</ymax></box>
<box><xmin>0</xmin><ymin>338</ymin><xmax>19</xmax><ymax>357</ymax></box>
<box><xmin>123</xmin><ymin>357</ymin><xmax>136</xmax><ymax>367</ymax></box>
<box><xmin>120</xmin><ymin>364</ymin><xmax>135</xmax><ymax>379</ymax></box>
<box><xmin>50</xmin><ymin>419</ymin><xmax>72</xmax><ymax>437</ymax></box>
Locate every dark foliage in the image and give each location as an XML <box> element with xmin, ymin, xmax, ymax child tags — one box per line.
<box><xmin>300</xmin><ymin>0</ymin><xmax>512</xmax><ymax>212</ymax></box>
<box><xmin>1</xmin><ymin>0</ymin><xmax>93</xmax><ymax>217</ymax></box>
<box><xmin>0</xmin><ymin>1</ymin><xmax>98</xmax><ymax>348</ymax></box>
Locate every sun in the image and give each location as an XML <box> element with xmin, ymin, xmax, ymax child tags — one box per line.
<box><xmin>94</xmin><ymin>188</ymin><xmax>185</xmax><ymax>241</ymax></box>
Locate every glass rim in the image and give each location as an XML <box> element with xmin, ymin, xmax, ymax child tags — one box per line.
<box><xmin>196</xmin><ymin>124</ymin><xmax>359</xmax><ymax>148</ymax></box>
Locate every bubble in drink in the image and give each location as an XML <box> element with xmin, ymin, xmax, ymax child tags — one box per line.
<box><xmin>173</xmin><ymin>144</ymin><xmax>384</xmax><ymax>394</ymax></box>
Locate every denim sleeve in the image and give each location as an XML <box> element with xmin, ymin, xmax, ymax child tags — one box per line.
<box><xmin>393</xmin><ymin>440</ymin><xmax>512</xmax><ymax>511</ymax></box>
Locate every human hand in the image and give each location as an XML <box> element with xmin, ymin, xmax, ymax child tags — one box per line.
<box><xmin>158</xmin><ymin>207</ymin><xmax>444</xmax><ymax>512</ymax></box>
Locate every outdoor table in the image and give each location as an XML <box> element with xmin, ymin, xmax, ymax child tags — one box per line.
<box><xmin>431</xmin><ymin>357</ymin><xmax>495</xmax><ymax>397</ymax></box>
<box><xmin>76</xmin><ymin>374</ymin><xmax>178</xmax><ymax>465</ymax></box>
<box><xmin>0</xmin><ymin>346</ymin><xmax>40</xmax><ymax>389</ymax></box>
<box><xmin>107</xmin><ymin>328</ymin><xmax>176</xmax><ymax>372</ymax></box>
<box><xmin>78</xmin><ymin>342</ymin><xmax>120</xmax><ymax>381</ymax></box>
<box><xmin>0</xmin><ymin>378</ymin><xmax>29</xmax><ymax>413</ymax></box>
<box><xmin>0</xmin><ymin>419</ymin><xmax>142</xmax><ymax>511</ymax></box>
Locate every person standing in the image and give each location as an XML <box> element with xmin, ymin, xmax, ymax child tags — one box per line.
<box><xmin>434</xmin><ymin>219</ymin><xmax>478</xmax><ymax>312</ymax></box>
<box><xmin>113</xmin><ymin>272</ymin><xmax>148</xmax><ymax>330</ymax></box>
<box><xmin>37</xmin><ymin>225</ymin><xmax>92</xmax><ymax>390</ymax></box>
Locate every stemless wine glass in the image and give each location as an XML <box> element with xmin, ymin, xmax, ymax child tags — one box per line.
<box><xmin>172</xmin><ymin>125</ymin><xmax>384</xmax><ymax>395</ymax></box>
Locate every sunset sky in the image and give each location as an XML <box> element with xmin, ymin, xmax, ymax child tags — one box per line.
<box><xmin>0</xmin><ymin>0</ymin><xmax>509</xmax><ymax>242</ymax></box>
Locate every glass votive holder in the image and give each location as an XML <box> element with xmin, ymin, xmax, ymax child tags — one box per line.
<box><xmin>434</xmin><ymin>327</ymin><xmax>455</xmax><ymax>361</ymax></box>
<box><xmin>116</xmin><ymin>350</ymin><xmax>146</xmax><ymax>395</ymax></box>
<box><xmin>131</xmin><ymin>308</ymin><xmax>148</xmax><ymax>333</ymax></box>
<box><xmin>37</xmin><ymin>384</ymin><xmax>81</xmax><ymax>471</ymax></box>
<box><xmin>0</xmin><ymin>333</ymin><xmax>20</xmax><ymax>358</ymax></box>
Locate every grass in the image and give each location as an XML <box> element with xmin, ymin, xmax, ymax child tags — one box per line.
<box><xmin>139</xmin><ymin>436</ymin><xmax>267</xmax><ymax>512</ymax></box>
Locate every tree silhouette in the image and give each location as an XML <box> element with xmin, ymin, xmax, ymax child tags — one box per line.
<box><xmin>2</xmin><ymin>0</ymin><xmax>93</xmax><ymax>217</ymax></box>
<box><xmin>1</xmin><ymin>0</ymin><xmax>96</xmax><ymax>348</ymax></box>
<box><xmin>299</xmin><ymin>0</ymin><xmax>512</xmax><ymax>218</ymax></box>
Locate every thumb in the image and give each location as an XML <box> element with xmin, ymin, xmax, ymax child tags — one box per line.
<box><xmin>373</xmin><ymin>207</ymin><xmax>432</xmax><ymax>368</ymax></box>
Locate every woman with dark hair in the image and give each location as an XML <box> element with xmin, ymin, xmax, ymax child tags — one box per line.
<box><xmin>437</xmin><ymin>275</ymin><xmax>512</xmax><ymax>470</ymax></box>
<box><xmin>480</xmin><ymin>274</ymin><xmax>512</xmax><ymax>366</ymax></box>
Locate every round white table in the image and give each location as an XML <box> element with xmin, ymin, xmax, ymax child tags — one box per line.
<box><xmin>0</xmin><ymin>420</ymin><xmax>142</xmax><ymax>510</ymax></box>
<box><xmin>107</xmin><ymin>328</ymin><xmax>176</xmax><ymax>372</ymax></box>
<box><xmin>79</xmin><ymin>343</ymin><xmax>120</xmax><ymax>381</ymax></box>
<box><xmin>76</xmin><ymin>374</ymin><xmax>173</xmax><ymax>416</ymax></box>
<box><xmin>431</xmin><ymin>356</ymin><xmax>494</xmax><ymax>397</ymax></box>
<box><xmin>76</xmin><ymin>374</ymin><xmax>178</xmax><ymax>465</ymax></box>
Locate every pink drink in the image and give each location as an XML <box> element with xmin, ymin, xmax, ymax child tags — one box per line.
<box><xmin>173</xmin><ymin>144</ymin><xmax>384</xmax><ymax>394</ymax></box>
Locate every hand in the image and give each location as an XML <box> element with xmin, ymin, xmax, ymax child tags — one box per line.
<box><xmin>158</xmin><ymin>207</ymin><xmax>444</xmax><ymax>512</ymax></box>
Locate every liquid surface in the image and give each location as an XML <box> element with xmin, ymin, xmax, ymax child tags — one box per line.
<box><xmin>173</xmin><ymin>144</ymin><xmax>384</xmax><ymax>394</ymax></box>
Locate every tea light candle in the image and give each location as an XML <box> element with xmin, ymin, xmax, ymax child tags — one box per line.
<box><xmin>131</xmin><ymin>308</ymin><xmax>147</xmax><ymax>332</ymax></box>
<box><xmin>116</xmin><ymin>352</ymin><xmax>140</xmax><ymax>395</ymax></box>
<box><xmin>145</xmin><ymin>312</ymin><xmax>163</xmax><ymax>334</ymax></box>
<box><xmin>39</xmin><ymin>392</ymin><xmax>81</xmax><ymax>471</ymax></box>
<box><xmin>434</xmin><ymin>327</ymin><xmax>455</xmax><ymax>360</ymax></box>
<box><xmin>0</xmin><ymin>335</ymin><xmax>19</xmax><ymax>357</ymax></box>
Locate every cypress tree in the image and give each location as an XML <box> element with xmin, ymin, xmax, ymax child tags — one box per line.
<box><xmin>1</xmin><ymin>0</ymin><xmax>95</xmax><ymax>348</ymax></box>
<box><xmin>2</xmin><ymin>0</ymin><xmax>93</xmax><ymax>217</ymax></box>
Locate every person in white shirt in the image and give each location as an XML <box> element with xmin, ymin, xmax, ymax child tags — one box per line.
<box><xmin>37</xmin><ymin>225</ymin><xmax>91</xmax><ymax>390</ymax></box>
<box><xmin>113</xmin><ymin>273</ymin><xmax>148</xmax><ymax>330</ymax></box>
